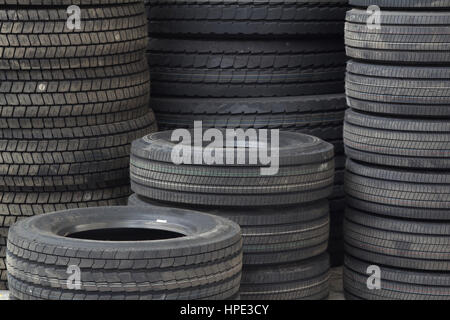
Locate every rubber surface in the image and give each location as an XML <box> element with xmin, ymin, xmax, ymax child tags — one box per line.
<box><xmin>240</xmin><ymin>253</ymin><xmax>330</xmax><ymax>300</ymax></box>
<box><xmin>147</xmin><ymin>0</ymin><xmax>348</xmax><ymax>37</ymax></box>
<box><xmin>344</xmin><ymin>205</ymin><xmax>450</xmax><ymax>271</ymax></box>
<box><xmin>345</xmin><ymin>9</ymin><xmax>450</xmax><ymax>63</ymax></box>
<box><xmin>345</xmin><ymin>159</ymin><xmax>450</xmax><ymax>220</ymax></box>
<box><xmin>6</xmin><ymin>206</ymin><xmax>242</xmax><ymax>300</ymax></box>
<box><xmin>0</xmin><ymin>182</ymin><xmax>132</xmax><ymax>290</ymax></box>
<box><xmin>128</xmin><ymin>194</ymin><xmax>330</xmax><ymax>265</ymax></box>
<box><xmin>350</xmin><ymin>0</ymin><xmax>450</xmax><ymax>8</ymax></box>
<box><xmin>0</xmin><ymin>3</ymin><xmax>147</xmax><ymax>70</ymax></box>
<box><xmin>344</xmin><ymin>109</ymin><xmax>450</xmax><ymax>169</ymax></box>
<box><xmin>346</xmin><ymin>60</ymin><xmax>450</xmax><ymax>117</ymax></box>
<box><xmin>130</xmin><ymin>131</ymin><xmax>334</xmax><ymax>207</ymax></box>
<box><xmin>344</xmin><ymin>255</ymin><xmax>450</xmax><ymax>300</ymax></box>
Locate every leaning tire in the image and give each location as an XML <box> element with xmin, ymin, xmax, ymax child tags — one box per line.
<box><xmin>6</xmin><ymin>206</ymin><xmax>243</xmax><ymax>300</ymax></box>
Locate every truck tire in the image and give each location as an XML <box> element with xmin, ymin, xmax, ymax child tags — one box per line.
<box><xmin>6</xmin><ymin>206</ymin><xmax>242</xmax><ymax>300</ymax></box>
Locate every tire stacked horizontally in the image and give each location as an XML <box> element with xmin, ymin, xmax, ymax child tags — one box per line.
<box><xmin>344</xmin><ymin>0</ymin><xmax>450</xmax><ymax>300</ymax></box>
<box><xmin>129</xmin><ymin>130</ymin><xmax>334</xmax><ymax>299</ymax></box>
<box><xmin>6</xmin><ymin>206</ymin><xmax>243</xmax><ymax>300</ymax></box>
<box><xmin>144</xmin><ymin>0</ymin><xmax>348</xmax><ymax>266</ymax></box>
<box><xmin>0</xmin><ymin>0</ymin><xmax>157</xmax><ymax>289</ymax></box>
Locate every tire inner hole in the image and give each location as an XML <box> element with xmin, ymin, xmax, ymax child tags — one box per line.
<box><xmin>66</xmin><ymin>228</ymin><xmax>185</xmax><ymax>241</ymax></box>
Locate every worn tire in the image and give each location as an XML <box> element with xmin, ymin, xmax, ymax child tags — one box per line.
<box><xmin>128</xmin><ymin>194</ymin><xmax>330</xmax><ymax>265</ymax></box>
<box><xmin>240</xmin><ymin>253</ymin><xmax>330</xmax><ymax>300</ymax></box>
<box><xmin>6</xmin><ymin>206</ymin><xmax>242</xmax><ymax>300</ymax></box>
<box><xmin>345</xmin><ymin>9</ymin><xmax>450</xmax><ymax>63</ymax></box>
<box><xmin>344</xmin><ymin>206</ymin><xmax>450</xmax><ymax>271</ymax></box>
<box><xmin>346</xmin><ymin>60</ymin><xmax>450</xmax><ymax>117</ymax></box>
<box><xmin>344</xmin><ymin>109</ymin><xmax>450</xmax><ymax>168</ymax></box>
<box><xmin>130</xmin><ymin>131</ymin><xmax>334</xmax><ymax>207</ymax></box>
<box><xmin>0</xmin><ymin>4</ymin><xmax>147</xmax><ymax>70</ymax></box>
<box><xmin>147</xmin><ymin>0</ymin><xmax>347</xmax><ymax>37</ymax></box>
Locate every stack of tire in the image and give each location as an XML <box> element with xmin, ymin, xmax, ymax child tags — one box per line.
<box><xmin>129</xmin><ymin>130</ymin><xmax>335</xmax><ymax>299</ymax></box>
<box><xmin>144</xmin><ymin>0</ymin><xmax>348</xmax><ymax>266</ymax></box>
<box><xmin>0</xmin><ymin>0</ymin><xmax>157</xmax><ymax>289</ymax></box>
<box><xmin>344</xmin><ymin>0</ymin><xmax>450</xmax><ymax>299</ymax></box>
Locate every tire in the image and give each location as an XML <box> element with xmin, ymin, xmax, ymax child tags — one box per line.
<box><xmin>240</xmin><ymin>253</ymin><xmax>330</xmax><ymax>300</ymax></box>
<box><xmin>344</xmin><ymin>207</ymin><xmax>450</xmax><ymax>271</ymax></box>
<box><xmin>0</xmin><ymin>113</ymin><xmax>157</xmax><ymax>188</ymax></box>
<box><xmin>345</xmin><ymin>159</ymin><xmax>450</xmax><ymax>219</ymax></box>
<box><xmin>344</xmin><ymin>255</ymin><xmax>450</xmax><ymax>300</ymax></box>
<box><xmin>344</xmin><ymin>109</ymin><xmax>450</xmax><ymax>169</ymax></box>
<box><xmin>147</xmin><ymin>0</ymin><xmax>348</xmax><ymax>37</ymax></box>
<box><xmin>152</xmin><ymin>93</ymin><xmax>345</xmax><ymax>134</ymax></box>
<box><xmin>0</xmin><ymin>62</ymin><xmax>151</xmax><ymax>128</ymax></box>
<box><xmin>151</xmin><ymin>67</ymin><xmax>344</xmax><ymax>98</ymax></box>
<box><xmin>0</xmin><ymin>0</ymin><xmax>138</xmax><ymax>4</ymax></box>
<box><xmin>128</xmin><ymin>194</ymin><xmax>330</xmax><ymax>265</ymax></box>
<box><xmin>0</xmin><ymin>181</ymin><xmax>132</xmax><ymax>290</ymax></box>
<box><xmin>6</xmin><ymin>206</ymin><xmax>242</xmax><ymax>300</ymax></box>
<box><xmin>349</xmin><ymin>0</ymin><xmax>450</xmax><ymax>8</ymax></box>
<box><xmin>346</xmin><ymin>60</ymin><xmax>450</xmax><ymax>117</ymax></box>
<box><xmin>130</xmin><ymin>131</ymin><xmax>335</xmax><ymax>207</ymax></box>
<box><xmin>0</xmin><ymin>4</ymin><xmax>147</xmax><ymax>70</ymax></box>
<box><xmin>345</xmin><ymin>9</ymin><xmax>450</xmax><ymax>63</ymax></box>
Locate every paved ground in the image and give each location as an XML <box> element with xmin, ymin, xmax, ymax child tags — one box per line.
<box><xmin>0</xmin><ymin>267</ymin><xmax>345</xmax><ymax>301</ymax></box>
<box><xmin>0</xmin><ymin>291</ymin><xmax>8</xmax><ymax>300</ymax></box>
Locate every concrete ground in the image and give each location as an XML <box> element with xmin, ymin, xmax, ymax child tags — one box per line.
<box><xmin>0</xmin><ymin>267</ymin><xmax>345</xmax><ymax>301</ymax></box>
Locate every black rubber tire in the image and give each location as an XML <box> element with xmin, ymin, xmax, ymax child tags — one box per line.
<box><xmin>130</xmin><ymin>131</ymin><xmax>334</xmax><ymax>207</ymax></box>
<box><xmin>0</xmin><ymin>181</ymin><xmax>132</xmax><ymax>291</ymax></box>
<box><xmin>153</xmin><ymin>93</ymin><xmax>345</xmax><ymax>135</ymax></box>
<box><xmin>0</xmin><ymin>0</ymin><xmax>139</xmax><ymax>4</ymax></box>
<box><xmin>0</xmin><ymin>62</ymin><xmax>151</xmax><ymax>128</ymax></box>
<box><xmin>346</xmin><ymin>60</ymin><xmax>450</xmax><ymax>117</ymax></box>
<box><xmin>0</xmin><ymin>4</ymin><xmax>147</xmax><ymax>70</ymax></box>
<box><xmin>345</xmin><ymin>9</ymin><xmax>450</xmax><ymax>63</ymax></box>
<box><xmin>128</xmin><ymin>194</ymin><xmax>330</xmax><ymax>266</ymax></box>
<box><xmin>0</xmin><ymin>113</ymin><xmax>157</xmax><ymax>188</ymax></box>
<box><xmin>345</xmin><ymin>159</ymin><xmax>450</xmax><ymax>220</ymax></box>
<box><xmin>344</xmin><ymin>109</ymin><xmax>450</xmax><ymax>169</ymax></box>
<box><xmin>344</xmin><ymin>255</ymin><xmax>450</xmax><ymax>300</ymax></box>
<box><xmin>149</xmin><ymin>38</ymin><xmax>345</xmax><ymax>70</ymax></box>
<box><xmin>151</xmin><ymin>67</ymin><xmax>344</xmax><ymax>98</ymax></box>
<box><xmin>344</xmin><ymin>207</ymin><xmax>450</xmax><ymax>271</ymax></box>
<box><xmin>240</xmin><ymin>253</ymin><xmax>330</xmax><ymax>300</ymax></box>
<box><xmin>349</xmin><ymin>0</ymin><xmax>450</xmax><ymax>8</ymax></box>
<box><xmin>6</xmin><ymin>206</ymin><xmax>242</xmax><ymax>300</ymax></box>
<box><xmin>147</xmin><ymin>0</ymin><xmax>348</xmax><ymax>37</ymax></box>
